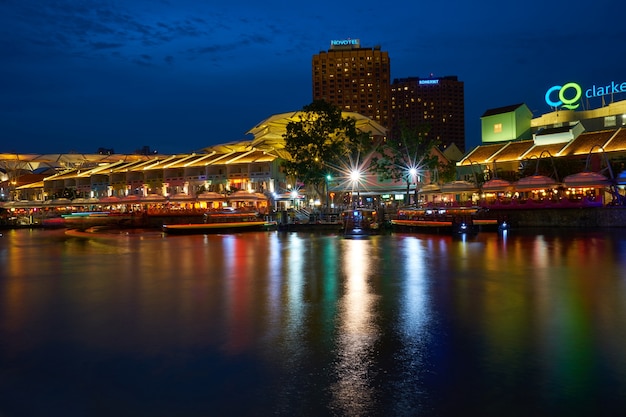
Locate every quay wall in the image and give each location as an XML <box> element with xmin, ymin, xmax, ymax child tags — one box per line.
<box><xmin>486</xmin><ymin>207</ymin><xmax>626</xmax><ymax>229</ymax></box>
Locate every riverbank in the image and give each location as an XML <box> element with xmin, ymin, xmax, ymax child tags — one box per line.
<box><xmin>3</xmin><ymin>206</ymin><xmax>626</xmax><ymax>231</ymax></box>
<box><xmin>483</xmin><ymin>206</ymin><xmax>626</xmax><ymax>228</ymax></box>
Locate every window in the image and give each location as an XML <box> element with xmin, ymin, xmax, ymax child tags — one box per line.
<box><xmin>494</xmin><ymin>123</ymin><xmax>502</xmax><ymax>133</ymax></box>
<box><xmin>605</xmin><ymin>115</ymin><xmax>616</xmax><ymax>127</ymax></box>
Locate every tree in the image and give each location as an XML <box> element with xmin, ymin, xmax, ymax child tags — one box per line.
<box><xmin>438</xmin><ymin>159</ymin><xmax>458</xmax><ymax>184</ymax></box>
<box><xmin>370</xmin><ymin>126</ymin><xmax>441</xmax><ymax>205</ymax></box>
<box><xmin>282</xmin><ymin>100</ymin><xmax>372</xmax><ymax>201</ymax></box>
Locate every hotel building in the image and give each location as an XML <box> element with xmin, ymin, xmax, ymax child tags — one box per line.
<box><xmin>313</xmin><ymin>40</ymin><xmax>465</xmax><ymax>151</ymax></box>
<box><xmin>390</xmin><ymin>76</ymin><xmax>465</xmax><ymax>151</ymax></box>
<box><xmin>312</xmin><ymin>39</ymin><xmax>391</xmax><ymax>129</ymax></box>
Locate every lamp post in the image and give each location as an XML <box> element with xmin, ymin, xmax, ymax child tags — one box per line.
<box><xmin>407</xmin><ymin>168</ymin><xmax>417</xmax><ymax>205</ymax></box>
<box><xmin>326</xmin><ymin>174</ymin><xmax>331</xmax><ymax>211</ymax></box>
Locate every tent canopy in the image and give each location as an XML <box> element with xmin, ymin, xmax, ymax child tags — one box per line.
<box><xmin>514</xmin><ymin>175</ymin><xmax>557</xmax><ymax>191</ymax></box>
<box><xmin>562</xmin><ymin>171</ymin><xmax>610</xmax><ymax>187</ymax></box>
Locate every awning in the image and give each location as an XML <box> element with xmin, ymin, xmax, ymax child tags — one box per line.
<box><xmin>228</xmin><ymin>191</ymin><xmax>267</xmax><ymax>201</ymax></box>
<box><xmin>71</xmin><ymin>197</ymin><xmax>100</xmax><ymax>205</ymax></box>
<box><xmin>562</xmin><ymin>171</ymin><xmax>611</xmax><ymax>188</ymax></box>
<box><xmin>121</xmin><ymin>195</ymin><xmax>142</xmax><ymax>203</ymax></box>
<box><xmin>142</xmin><ymin>194</ymin><xmax>167</xmax><ymax>203</ymax></box>
<box><xmin>441</xmin><ymin>180</ymin><xmax>478</xmax><ymax>193</ymax></box>
<box><xmin>418</xmin><ymin>184</ymin><xmax>441</xmax><ymax>194</ymax></box>
<box><xmin>169</xmin><ymin>193</ymin><xmax>195</xmax><ymax>202</ymax></box>
<box><xmin>44</xmin><ymin>198</ymin><xmax>73</xmax><ymax>206</ymax></box>
<box><xmin>514</xmin><ymin>175</ymin><xmax>558</xmax><ymax>191</ymax></box>
<box><xmin>1</xmin><ymin>200</ymin><xmax>46</xmax><ymax>208</ymax></box>
<box><xmin>99</xmin><ymin>196</ymin><xmax>121</xmax><ymax>204</ymax></box>
<box><xmin>482</xmin><ymin>178</ymin><xmax>513</xmax><ymax>192</ymax></box>
<box><xmin>197</xmin><ymin>192</ymin><xmax>226</xmax><ymax>201</ymax></box>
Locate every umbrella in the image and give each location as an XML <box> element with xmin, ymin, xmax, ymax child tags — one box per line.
<box><xmin>197</xmin><ymin>192</ymin><xmax>226</xmax><ymax>201</ymax></box>
<box><xmin>514</xmin><ymin>175</ymin><xmax>557</xmax><ymax>191</ymax></box>
<box><xmin>482</xmin><ymin>178</ymin><xmax>513</xmax><ymax>192</ymax></box>
<box><xmin>562</xmin><ymin>171</ymin><xmax>610</xmax><ymax>188</ymax></box>
<box><xmin>441</xmin><ymin>180</ymin><xmax>478</xmax><ymax>193</ymax></box>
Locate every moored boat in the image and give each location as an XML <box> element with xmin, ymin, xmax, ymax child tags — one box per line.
<box><xmin>391</xmin><ymin>206</ymin><xmax>500</xmax><ymax>234</ymax></box>
<box><xmin>62</xmin><ymin>211</ymin><xmax>138</xmax><ymax>229</ymax></box>
<box><xmin>162</xmin><ymin>208</ymin><xmax>277</xmax><ymax>234</ymax></box>
<box><xmin>342</xmin><ymin>208</ymin><xmax>381</xmax><ymax>236</ymax></box>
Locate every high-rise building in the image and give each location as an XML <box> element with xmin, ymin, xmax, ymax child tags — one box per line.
<box><xmin>312</xmin><ymin>39</ymin><xmax>391</xmax><ymax>129</ymax></box>
<box><xmin>391</xmin><ymin>76</ymin><xmax>465</xmax><ymax>151</ymax></box>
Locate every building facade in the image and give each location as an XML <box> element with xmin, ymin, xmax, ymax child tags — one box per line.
<box><xmin>391</xmin><ymin>76</ymin><xmax>465</xmax><ymax>151</ymax></box>
<box><xmin>312</xmin><ymin>39</ymin><xmax>391</xmax><ymax>129</ymax></box>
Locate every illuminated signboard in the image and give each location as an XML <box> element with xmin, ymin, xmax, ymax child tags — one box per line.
<box><xmin>330</xmin><ymin>39</ymin><xmax>360</xmax><ymax>48</ymax></box>
<box><xmin>419</xmin><ymin>79</ymin><xmax>439</xmax><ymax>85</ymax></box>
<box><xmin>545</xmin><ymin>80</ymin><xmax>626</xmax><ymax>109</ymax></box>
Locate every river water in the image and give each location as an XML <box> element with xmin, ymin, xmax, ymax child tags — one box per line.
<box><xmin>1</xmin><ymin>227</ymin><xmax>626</xmax><ymax>416</ymax></box>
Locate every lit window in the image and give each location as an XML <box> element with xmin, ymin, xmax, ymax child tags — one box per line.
<box><xmin>494</xmin><ymin>123</ymin><xmax>502</xmax><ymax>133</ymax></box>
<box><xmin>605</xmin><ymin>115</ymin><xmax>616</xmax><ymax>127</ymax></box>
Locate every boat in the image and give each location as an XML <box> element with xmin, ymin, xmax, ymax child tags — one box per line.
<box><xmin>390</xmin><ymin>206</ymin><xmax>500</xmax><ymax>234</ymax></box>
<box><xmin>162</xmin><ymin>208</ymin><xmax>277</xmax><ymax>234</ymax></box>
<box><xmin>341</xmin><ymin>208</ymin><xmax>381</xmax><ymax>236</ymax></box>
<box><xmin>61</xmin><ymin>211</ymin><xmax>138</xmax><ymax>229</ymax></box>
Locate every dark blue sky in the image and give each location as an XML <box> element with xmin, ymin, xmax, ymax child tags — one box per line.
<box><xmin>1</xmin><ymin>0</ymin><xmax>624</xmax><ymax>155</ymax></box>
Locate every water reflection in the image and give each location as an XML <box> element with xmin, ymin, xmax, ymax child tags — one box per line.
<box><xmin>2</xmin><ymin>229</ymin><xmax>626</xmax><ymax>415</ymax></box>
<box><xmin>332</xmin><ymin>237</ymin><xmax>377</xmax><ymax>416</ymax></box>
<box><xmin>394</xmin><ymin>237</ymin><xmax>432</xmax><ymax>413</ymax></box>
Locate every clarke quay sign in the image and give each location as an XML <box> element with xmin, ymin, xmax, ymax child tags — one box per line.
<box><xmin>545</xmin><ymin>80</ymin><xmax>626</xmax><ymax>110</ymax></box>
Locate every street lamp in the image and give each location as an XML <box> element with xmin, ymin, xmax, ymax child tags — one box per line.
<box><xmin>350</xmin><ymin>169</ymin><xmax>361</xmax><ymax>207</ymax></box>
<box><xmin>405</xmin><ymin>167</ymin><xmax>418</xmax><ymax>206</ymax></box>
<box><xmin>291</xmin><ymin>189</ymin><xmax>298</xmax><ymax>210</ymax></box>
<box><xmin>326</xmin><ymin>174</ymin><xmax>332</xmax><ymax>211</ymax></box>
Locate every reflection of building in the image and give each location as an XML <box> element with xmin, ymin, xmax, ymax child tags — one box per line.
<box><xmin>312</xmin><ymin>39</ymin><xmax>391</xmax><ymax>129</ymax></box>
<box><xmin>391</xmin><ymin>76</ymin><xmax>465</xmax><ymax>151</ymax></box>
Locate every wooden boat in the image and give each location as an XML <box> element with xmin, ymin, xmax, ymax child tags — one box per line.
<box><xmin>342</xmin><ymin>208</ymin><xmax>381</xmax><ymax>236</ymax></box>
<box><xmin>391</xmin><ymin>206</ymin><xmax>500</xmax><ymax>234</ymax></box>
<box><xmin>162</xmin><ymin>209</ymin><xmax>277</xmax><ymax>234</ymax></box>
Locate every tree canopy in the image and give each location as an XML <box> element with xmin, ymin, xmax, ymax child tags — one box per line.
<box><xmin>370</xmin><ymin>126</ymin><xmax>441</xmax><ymax>184</ymax></box>
<box><xmin>282</xmin><ymin>100</ymin><xmax>372</xmax><ymax>190</ymax></box>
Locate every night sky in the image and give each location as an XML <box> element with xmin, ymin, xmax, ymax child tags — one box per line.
<box><xmin>1</xmin><ymin>0</ymin><xmax>624</xmax><ymax>155</ymax></box>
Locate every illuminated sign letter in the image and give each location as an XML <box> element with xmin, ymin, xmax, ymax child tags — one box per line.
<box><xmin>545</xmin><ymin>82</ymin><xmax>582</xmax><ymax>110</ymax></box>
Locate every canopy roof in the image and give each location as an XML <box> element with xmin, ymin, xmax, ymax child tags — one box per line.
<box><xmin>246</xmin><ymin>111</ymin><xmax>387</xmax><ymax>149</ymax></box>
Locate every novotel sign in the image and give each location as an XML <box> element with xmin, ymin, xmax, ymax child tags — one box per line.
<box><xmin>330</xmin><ymin>39</ymin><xmax>360</xmax><ymax>48</ymax></box>
<box><xmin>545</xmin><ymin>80</ymin><xmax>626</xmax><ymax>110</ymax></box>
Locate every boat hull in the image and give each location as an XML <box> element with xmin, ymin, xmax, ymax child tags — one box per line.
<box><xmin>341</xmin><ymin>208</ymin><xmax>381</xmax><ymax>236</ymax></box>
<box><xmin>390</xmin><ymin>206</ymin><xmax>501</xmax><ymax>234</ymax></box>
<box><xmin>162</xmin><ymin>221</ymin><xmax>277</xmax><ymax>234</ymax></box>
